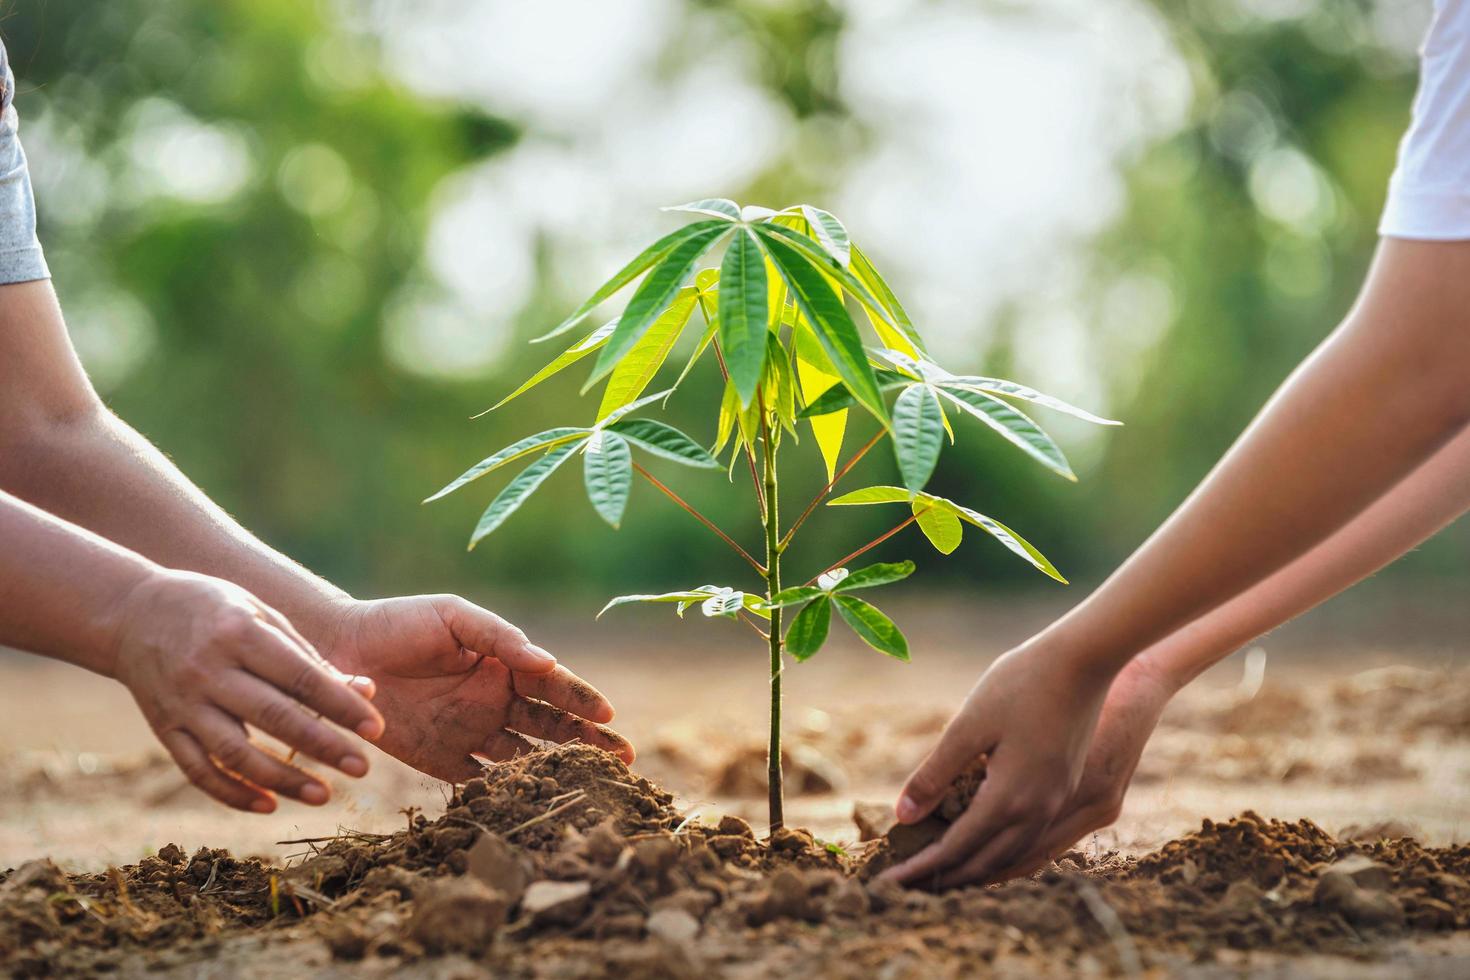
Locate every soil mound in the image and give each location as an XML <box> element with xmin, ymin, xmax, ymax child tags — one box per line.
<box><xmin>3</xmin><ymin>746</ymin><xmax>1468</xmax><ymax>977</ymax></box>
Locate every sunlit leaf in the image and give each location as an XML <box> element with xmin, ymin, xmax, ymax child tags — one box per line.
<box><xmin>850</xmin><ymin>244</ymin><xmax>926</xmax><ymax>357</ymax></box>
<box><xmin>596</xmin><ymin>289</ymin><xmax>698</xmax><ymax>420</ymax></box>
<box><xmin>764</xmin><ymin>331</ymin><xmax>797</xmax><ymax>435</ymax></box>
<box><xmin>469</xmin><ymin>440</ymin><xmax>582</xmax><ymax>548</ymax></box>
<box><xmin>794</xmin><ymin>322</ymin><xmax>846</xmax><ymax>480</ymax></box>
<box><xmin>486</xmin><ymin>319</ymin><xmax>617</xmax><ymax>414</ymax></box>
<box><xmin>583</xmin><ymin>431</ymin><xmax>632</xmax><ymax>528</ymax></box>
<box><xmin>757</xmin><ymin>232</ymin><xmax>888</xmax><ymax>424</ymax></box>
<box><xmin>817</xmin><ymin>567</ymin><xmax>850</xmax><ymax>590</ymax></box>
<box><xmin>607</xmin><ymin>418</ymin><xmax>718</xmax><ymax>468</ymax></box>
<box><xmin>662</xmin><ymin>198</ymin><xmax>740</xmax><ymax>221</ymax></box>
<box><xmin>717</xmin><ymin>228</ymin><xmax>769</xmax><ymax>406</ymax></box>
<box><xmin>786</xmin><ymin>598</ymin><xmax>831</xmax><ymax>662</ymax></box>
<box><xmin>936</xmin><ymin>385</ymin><xmax>1076</xmax><ymax>481</ymax></box>
<box><xmin>832</xmin><ymin>560</ymin><xmax>915</xmax><ymax>592</ymax></box>
<box><xmin>892</xmin><ymin>384</ymin><xmax>944</xmax><ymax>490</ymax></box>
<box><xmin>598</xmin><ymin>589</ymin><xmax>720</xmax><ymax>618</ymax></box>
<box><xmin>794</xmin><ymin>369</ymin><xmax>909</xmax><ymax>418</ymax></box>
<box><xmin>827</xmin><ymin>485</ymin><xmax>911</xmax><ymax>506</ymax></box>
<box><xmin>833</xmin><ymin>595</ymin><xmax>909</xmax><ymax>661</ymax></box>
<box><xmin>533</xmin><ymin>219</ymin><xmax>726</xmax><ymax>343</ymax></box>
<box><xmin>946</xmin><ymin>502</ymin><xmax>1068</xmax><ymax>583</ymax></box>
<box><xmin>426</xmin><ymin>427</ymin><xmax>588</xmax><ymax>503</ymax></box>
<box><xmin>598</xmin><ymin>388</ymin><xmax>676</xmax><ymax>428</ymax></box>
<box><xmin>914</xmin><ymin>500</ymin><xmax>963</xmax><ymax>554</ymax></box>
<box><xmin>946</xmin><ymin>377</ymin><xmax>1121</xmax><ymax>426</ymax></box>
<box><xmin>753</xmin><ymin>223</ymin><xmax>897</xmax><ymax>333</ymax></box>
<box><xmin>797</xmin><ymin>205</ymin><xmax>851</xmax><ymax>267</ymax></box>
<box><xmin>587</xmin><ymin>223</ymin><xmax>731</xmax><ymax>387</ymax></box>
<box><xmin>764</xmin><ymin>585</ymin><xmax>826</xmax><ymax>609</ymax></box>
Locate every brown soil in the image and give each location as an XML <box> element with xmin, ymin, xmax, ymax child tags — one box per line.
<box><xmin>4</xmin><ymin>744</ymin><xmax>1468</xmax><ymax>978</ymax></box>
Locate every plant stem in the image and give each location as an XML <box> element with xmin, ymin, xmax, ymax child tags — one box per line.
<box><xmin>808</xmin><ymin>509</ymin><xmax>926</xmax><ymax>585</ymax></box>
<box><xmin>759</xmin><ymin>403</ymin><xmax>784</xmax><ymax>832</ymax></box>
<box><xmin>711</xmin><ymin>340</ymin><xmax>767</xmax><ymax>518</ymax></box>
<box><xmin>631</xmin><ymin>463</ymin><xmax>765</xmax><ymax>574</ymax></box>
<box><xmin>779</xmin><ymin>429</ymin><xmax>885</xmax><ymax>551</ymax></box>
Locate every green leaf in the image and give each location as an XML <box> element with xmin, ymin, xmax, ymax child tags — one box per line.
<box><xmin>599</xmin><ymin>388</ymin><xmax>675</xmax><ymax>428</ymax></box>
<box><xmin>667</xmin><ymin>317</ymin><xmax>717</xmax><ymax>400</ymax></box>
<box><xmin>756</xmin><ymin>232</ymin><xmax>888</xmax><ymax>424</ymax></box>
<box><xmin>469</xmin><ymin>439</ymin><xmax>583</xmax><ymax>548</ymax></box>
<box><xmin>533</xmin><ymin>219</ymin><xmax>726</xmax><ymax>343</ymax></box>
<box><xmin>893</xmin><ymin>384</ymin><xmax>944</xmax><ymax>490</ymax></box>
<box><xmin>764</xmin><ymin>330</ymin><xmax>797</xmax><ymax>435</ymax></box>
<box><xmin>797</xmin><ymin>205</ymin><xmax>851</xmax><ymax>267</ymax></box>
<box><xmin>426</xmin><ymin>427</ymin><xmax>588</xmax><ymax>503</ymax></box>
<box><xmin>828</xmin><ymin>485</ymin><xmax>912</xmax><ymax>506</ymax></box>
<box><xmin>764</xmin><ymin>585</ymin><xmax>826</xmax><ymax>609</ymax></box>
<box><xmin>947</xmin><ymin>503</ymin><xmax>1068</xmax><ymax>583</ymax></box>
<box><xmin>850</xmin><ymin>244</ymin><xmax>926</xmax><ymax>357</ymax></box>
<box><xmin>486</xmin><ymin>319</ymin><xmax>617</xmax><ymax>414</ymax></box>
<box><xmin>937</xmin><ymin>385</ymin><xmax>1076</xmax><ymax>481</ymax></box>
<box><xmin>582</xmin><ymin>432</ymin><xmax>632</xmax><ymax>528</ymax></box>
<box><xmin>914</xmin><ymin>500</ymin><xmax>963</xmax><ymax>554</ymax></box>
<box><xmin>607</xmin><ymin>418</ymin><xmax>718</xmax><ymax>468</ymax></box>
<box><xmin>833</xmin><ymin>560</ymin><xmax>915</xmax><ymax>592</ymax></box>
<box><xmin>945</xmin><ymin>377</ymin><xmax>1121</xmax><ymax>426</ymax></box>
<box><xmin>794</xmin><ymin>322</ymin><xmax>847</xmax><ymax>480</ymax></box>
<box><xmin>699</xmin><ymin>587</ymin><xmax>748</xmax><ymax>618</ymax></box>
<box><xmin>785</xmin><ymin>597</ymin><xmax>832</xmax><ymax>662</ymax></box>
<box><xmin>833</xmin><ymin>595</ymin><xmax>909</xmax><ymax>661</ymax></box>
<box><xmin>587</xmin><ymin>223</ymin><xmax>730</xmax><ymax>386</ymax></box>
<box><xmin>663</xmin><ymin>198</ymin><xmax>740</xmax><ymax>221</ymax></box>
<box><xmin>598</xmin><ymin>590</ymin><xmax>719</xmax><ymax>618</ymax></box>
<box><xmin>717</xmin><ymin>228</ymin><xmax>769</xmax><ymax>406</ymax></box>
<box><xmin>795</xmin><ymin>370</ymin><xmax>910</xmax><ymax>418</ymax></box>
<box><xmin>596</xmin><ymin>288</ymin><xmax>697</xmax><ymax>420</ymax></box>
<box><xmin>753</xmin><ymin>223</ymin><xmax>897</xmax><ymax>332</ymax></box>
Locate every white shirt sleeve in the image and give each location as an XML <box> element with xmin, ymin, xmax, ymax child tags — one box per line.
<box><xmin>0</xmin><ymin>40</ymin><xmax>49</xmax><ymax>284</ymax></box>
<box><xmin>1380</xmin><ymin>0</ymin><xmax>1470</xmax><ymax>241</ymax></box>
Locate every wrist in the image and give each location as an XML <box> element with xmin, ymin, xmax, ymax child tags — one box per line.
<box><xmin>98</xmin><ymin>563</ymin><xmax>172</xmax><ymax>681</ymax></box>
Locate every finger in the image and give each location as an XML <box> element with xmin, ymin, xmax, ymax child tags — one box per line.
<box><xmin>478</xmin><ymin>730</ymin><xmax>536</xmax><ymax>763</ymax></box>
<box><xmin>508</xmin><ymin>699</ymin><xmax>635</xmax><ymax>763</ymax></box>
<box><xmin>241</xmin><ymin>620</ymin><xmax>384</xmax><ymax>740</ymax></box>
<box><xmin>882</xmin><ymin>783</ymin><xmax>1009</xmax><ymax>887</ymax></box>
<box><xmin>895</xmin><ymin>714</ymin><xmax>992</xmax><ymax>824</ymax></box>
<box><xmin>512</xmin><ymin>666</ymin><xmax>615</xmax><ymax>724</ymax></box>
<box><xmin>439</xmin><ymin>596</ymin><xmax>557</xmax><ymax>673</ymax></box>
<box><xmin>936</xmin><ymin>822</ymin><xmax>1039</xmax><ymax>890</ymax></box>
<box><xmin>193</xmin><ymin>706</ymin><xmax>333</xmax><ymax>805</ymax></box>
<box><xmin>158</xmin><ymin>727</ymin><xmax>275</xmax><ymax>813</ymax></box>
<box><xmin>214</xmin><ymin>672</ymin><xmax>371</xmax><ymax>778</ymax></box>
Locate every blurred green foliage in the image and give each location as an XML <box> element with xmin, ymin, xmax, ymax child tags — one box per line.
<box><xmin>6</xmin><ymin>0</ymin><xmax>1465</xmax><ymax>606</ymax></box>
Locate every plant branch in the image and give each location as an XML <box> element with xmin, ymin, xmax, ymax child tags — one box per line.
<box><xmin>779</xmin><ymin>428</ymin><xmax>885</xmax><ymax>551</ymax></box>
<box><xmin>632</xmin><ymin>462</ymin><xmax>765</xmax><ymax>574</ymax></box>
<box><xmin>738</xmin><ymin>611</ymin><xmax>771</xmax><ymax>641</ymax></box>
<box><xmin>808</xmin><ymin>509</ymin><xmax>927</xmax><ymax>585</ymax></box>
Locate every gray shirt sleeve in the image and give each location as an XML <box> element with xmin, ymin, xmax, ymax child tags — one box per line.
<box><xmin>0</xmin><ymin>40</ymin><xmax>49</xmax><ymax>284</ymax></box>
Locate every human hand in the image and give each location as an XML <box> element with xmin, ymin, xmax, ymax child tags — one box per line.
<box><xmin>965</xmin><ymin>653</ymin><xmax>1178</xmax><ymax>883</ymax></box>
<box><xmin>112</xmin><ymin>570</ymin><xmax>384</xmax><ymax>813</ymax></box>
<box><xmin>882</xmin><ymin>645</ymin><xmax>1112</xmax><ymax>889</ymax></box>
<box><xmin>321</xmin><ymin>594</ymin><xmax>633</xmax><ymax>782</ymax></box>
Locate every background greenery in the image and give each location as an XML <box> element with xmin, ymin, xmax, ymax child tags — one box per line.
<box><xmin>6</xmin><ymin>0</ymin><xmax>1462</xmax><ymax>607</ymax></box>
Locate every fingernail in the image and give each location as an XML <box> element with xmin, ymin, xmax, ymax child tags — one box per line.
<box><xmin>300</xmin><ymin>783</ymin><xmax>329</xmax><ymax>805</ymax></box>
<box><xmin>356</xmin><ymin>718</ymin><xmax>384</xmax><ymax>740</ymax></box>
<box><xmin>348</xmin><ymin>675</ymin><xmax>377</xmax><ymax>697</ymax></box>
<box><xmin>528</xmin><ymin>644</ymin><xmax>556</xmax><ymax>665</ymax></box>
<box><xmin>340</xmin><ymin>754</ymin><xmax>369</xmax><ymax>778</ymax></box>
<box><xmin>251</xmin><ymin>798</ymin><xmax>275</xmax><ymax>814</ymax></box>
<box><xmin>895</xmin><ymin>795</ymin><xmax>921</xmax><ymax>824</ymax></box>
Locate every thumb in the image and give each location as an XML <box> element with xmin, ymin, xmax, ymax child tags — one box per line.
<box><xmin>439</xmin><ymin>597</ymin><xmax>557</xmax><ymax>673</ymax></box>
<box><xmin>895</xmin><ymin>717</ymin><xmax>989</xmax><ymax>824</ymax></box>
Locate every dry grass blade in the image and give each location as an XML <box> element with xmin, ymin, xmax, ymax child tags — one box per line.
<box><xmin>506</xmin><ymin>790</ymin><xmax>587</xmax><ymax>838</ymax></box>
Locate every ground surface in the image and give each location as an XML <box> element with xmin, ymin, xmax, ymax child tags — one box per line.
<box><xmin>3</xmin><ymin>591</ymin><xmax>1469</xmax><ymax>976</ymax></box>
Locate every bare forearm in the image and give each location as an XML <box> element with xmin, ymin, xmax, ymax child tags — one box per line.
<box><xmin>1036</xmin><ymin>239</ymin><xmax>1470</xmax><ymax>679</ymax></box>
<box><xmin>0</xmin><ymin>488</ymin><xmax>159</xmax><ymax>675</ymax></box>
<box><xmin>1140</xmin><ymin>422</ymin><xmax>1470</xmax><ymax>690</ymax></box>
<box><xmin>0</xmin><ymin>409</ymin><xmax>349</xmax><ymax>646</ymax></box>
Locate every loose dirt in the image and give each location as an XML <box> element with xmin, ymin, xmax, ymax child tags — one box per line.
<box><xmin>4</xmin><ymin>744</ymin><xmax>1469</xmax><ymax>978</ymax></box>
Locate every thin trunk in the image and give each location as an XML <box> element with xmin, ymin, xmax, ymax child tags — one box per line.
<box><xmin>762</xmin><ymin>426</ymin><xmax>784</xmax><ymax>831</ymax></box>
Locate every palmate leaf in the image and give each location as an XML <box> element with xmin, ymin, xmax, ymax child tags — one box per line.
<box><xmin>795</xmin><ymin>369</ymin><xmax>910</xmax><ymax>418</ymax></box>
<box><xmin>833</xmin><ymin>595</ymin><xmax>909</xmax><ymax>661</ymax></box>
<box><xmin>892</xmin><ymin>384</ymin><xmax>944</xmax><ymax>490</ymax></box>
<box><xmin>914</xmin><ymin>499</ymin><xmax>963</xmax><ymax>554</ymax></box>
<box><xmin>717</xmin><ymin>228</ymin><xmax>769</xmax><ymax>406</ymax></box>
<box><xmin>850</xmin><ymin>244</ymin><xmax>925</xmax><ymax>357</ymax></box>
<box><xmin>485</xmin><ymin>318</ymin><xmax>617</xmax><ymax>414</ymax></box>
<box><xmin>598</xmin><ymin>388</ymin><xmax>677</xmax><ymax>428</ymax></box>
<box><xmin>785</xmin><ymin>597</ymin><xmax>831</xmax><ymax>662</ymax></box>
<box><xmin>469</xmin><ymin>440</ymin><xmax>584</xmax><ymax>549</ymax></box>
<box><xmin>598</xmin><ymin>585</ymin><xmax>759</xmax><ymax>619</ymax></box>
<box><xmin>795</xmin><ymin>205</ymin><xmax>850</xmax><ymax>267</ymax></box>
<box><xmin>756</xmin><ymin>233</ymin><xmax>888</xmax><ymax>424</ymax></box>
<box><xmin>828</xmin><ymin>486</ymin><xmax>1066</xmax><ymax>582</ymax></box>
<box><xmin>583</xmin><ymin>431</ymin><xmax>632</xmax><ymax>528</ymax></box>
<box><xmin>764</xmin><ymin>585</ymin><xmax>826</xmax><ymax>609</ymax></box>
<box><xmin>793</xmin><ymin>322</ymin><xmax>847</xmax><ymax>480</ymax></box>
<box><xmin>936</xmin><ymin>385</ymin><xmax>1076</xmax><ymax>481</ymax></box>
<box><xmin>752</xmin><ymin>223</ymin><xmax>897</xmax><ymax>335</ymax></box>
<box><xmin>947</xmin><ymin>377</ymin><xmax>1121</xmax><ymax>427</ymax></box>
<box><xmin>533</xmin><ymin>219</ymin><xmax>727</xmax><ymax>344</ymax></box>
<box><xmin>606</xmin><ymin>418</ymin><xmax>718</xmax><ymax>468</ymax></box>
<box><xmin>832</xmin><ymin>560</ymin><xmax>915</xmax><ymax>592</ymax></box>
<box><xmin>425</xmin><ymin>427</ymin><xmax>589</xmax><ymax>503</ymax></box>
<box><xmin>587</xmin><ymin>222</ymin><xmax>731</xmax><ymax>387</ymax></box>
<box><xmin>596</xmin><ymin>288</ymin><xmax>698</xmax><ymax>420</ymax></box>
